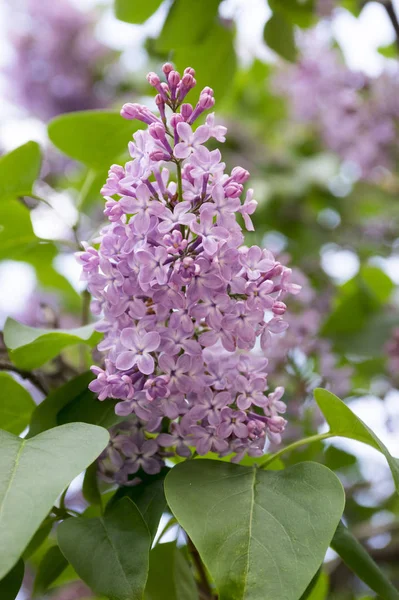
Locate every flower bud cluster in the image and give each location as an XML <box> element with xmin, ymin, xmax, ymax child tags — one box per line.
<box><xmin>78</xmin><ymin>64</ymin><xmax>300</xmax><ymax>481</ymax></box>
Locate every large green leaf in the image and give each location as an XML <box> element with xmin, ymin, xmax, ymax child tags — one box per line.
<box><xmin>0</xmin><ymin>423</ymin><xmax>109</xmax><ymax>578</ymax></box>
<box><xmin>0</xmin><ymin>200</ymin><xmax>38</xmax><ymax>260</ymax></box>
<box><xmin>0</xmin><ymin>142</ymin><xmax>41</xmax><ymax>201</ymax></box>
<box><xmin>165</xmin><ymin>460</ymin><xmax>345</xmax><ymax>600</ymax></box>
<box><xmin>0</xmin><ymin>560</ymin><xmax>24</xmax><ymax>600</ymax></box>
<box><xmin>173</xmin><ymin>25</ymin><xmax>237</xmax><ymax>102</ymax></box>
<box><xmin>144</xmin><ymin>542</ymin><xmax>199</xmax><ymax>600</ymax></box>
<box><xmin>33</xmin><ymin>545</ymin><xmax>69</xmax><ymax>596</ymax></box>
<box><xmin>156</xmin><ymin>0</ymin><xmax>221</xmax><ymax>51</ymax></box>
<box><xmin>264</xmin><ymin>13</ymin><xmax>297</xmax><ymax>62</ymax></box>
<box><xmin>4</xmin><ymin>318</ymin><xmax>100</xmax><ymax>370</ymax></box>
<box><xmin>114</xmin><ymin>0</ymin><xmax>163</xmax><ymax>23</ymax></box>
<box><xmin>48</xmin><ymin>110</ymin><xmax>142</xmax><ymax>169</ymax></box>
<box><xmin>314</xmin><ymin>388</ymin><xmax>399</xmax><ymax>492</ymax></box>
<box><xmin>331</xmin><ymin>522</ymin><xmax>399</xmax><ymax>600</ymax></box>
<box><xmin>58</xmin><ymin>498</ymin><xmax>151</xmax><ymax>600</ymax></box>
<box><xmin>108</xmin><ymin>468</ymin><xmax>169</xmax><ymax>540</ymax></box>
<box><xmin>0</xmin><ymin>373</ymin><xmax>35</xmax><ymax>434</ymax></box>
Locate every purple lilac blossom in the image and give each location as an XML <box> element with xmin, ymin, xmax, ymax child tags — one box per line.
<box><xmin>4</xmin><ymin>0</ymin><xmax>111</xmax><ymax>120</ymax></box>
<box><xmin>79</xmin><ymin>63</ymin><xmax>300</xmax><ymax>480</ymax></box>
<box><xmin>274</xmin><ymin>32</ymin><xmax>399</xmax><ymax>180</ymax></box>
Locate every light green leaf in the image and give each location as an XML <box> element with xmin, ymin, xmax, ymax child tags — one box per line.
<box><xmin>300</xmin><ymin>570</ymin><xmax>328</xmax><ymax>600</ymax></box>
<box><xmin>264</xmin><ymin>13</ymin><xmax>298</xmax><ymax>62</ymax></box>
<box><xmin>114</xmin><ymin>0</ymin><xmax>163</xmax><ymax>23</ymax></box>
<box><xmin>0</xmin><ymin>142</ymin><xmax>41</xmax><ymax>201</ymax></box>
<box><xmin>0</xmin><ymin>373</ymin><xmax>35</xmax><ymax>434</ymax></box>
<box><xmin>58</xmin><ymin>498</ymin><xmax>151</xmax><ymax>600</ymax></box>
<box><xmin>174</xmin><ymin>25</ymin><xmax>237</xmax><ymax>102</ymax></box>
<box><xmin>0</xmin><ymin>560</ymin><xmax>24</xmax><ymax>600</ymax></box>
<box><xmin>314</xmin><ymin>388</ymin><xmax>399</xmax><ymax>492</ymax></box>
<box><xmin>156</xmin><ymin>0</ymin><xmax>221</xmax><ymax>51</ymax></box>
<box><xmin>4</xmin><ymin>318</ymin><xmax>100</xmax><ymax>370</ymax></box>
<box><xmin>48</xmin><ymin>110</ymin><xmax>143</xmax><ymax>169</ymax></box>
<box><xmin>331</xmin><ymin>522</ymin><xmax>399</xmax><ymax>600</ymax></box>
<box><xmin>144</xmin><ymin>542</ymin><xmax>199</xmax><ymax>600</ymax></box>
<box><xmin>165</xmin><ymin>460</ymin><xmax>345</xmax><ymax>600</ymax></box>
<box><xmin>0</xmin><ymin>423</ymin><xmax>109</xmax><ymax>578</ymax></box>
<box><xmin>377</xmin><ymin>43</ymin><xmax>397</xmax><ymax>58</ymax></box>
<box><xmin>33</xmin><ymin>545</ymin><xmax>69</xmax><ymax>596</ymax></box>
<box><xmin>107</xmin><ymin>467</ymin><xmax>168</xmax><ymax>540</ymax></box>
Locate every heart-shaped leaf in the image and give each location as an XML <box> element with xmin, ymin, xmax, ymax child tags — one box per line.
<box><xmin>314</xmin><ymin>388</ymin><xmax>399</xmax><ymax>492</ymax></box>
<box><xmin>165</xmin><ymin>460</ymin><xmax>345</xmax><ymax>600</ymax></box>
<box><xmin>4</xmin><ymin>318</ymin><xmax>100</xmax><ymax>370</ymax></box>
<box><xmin>48</xmin><ymin>110</ymin><xmax>143</xmax><ymax>169</ymax></box>
<box><xmin>0</xmin><ymin>141</ymin><xmax>41</xmax><ymax>200</ymax></box>
<box><xmin>0</xmin><ymin>373</ymin><xmax>35</xmax><ymax>434</ymax></box>
<box><xmin>0</xmin><ymin>423</ymin><xmax>109</xmax><ymax>578</ymax></box>
<box><xmin>58</xmin><ymin>498</ymin><xmax>151</xmax><ymax>600</ymax></box>
<box><xmin>0</xmin><ymin>560</ymin><xmax>24</xmax><ymax>600</ymax></box>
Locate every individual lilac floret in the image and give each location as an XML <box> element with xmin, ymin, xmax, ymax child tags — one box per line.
<box><xmin>78</xmin><ymin>63</ymin><xmax>300</xmax><ymax>479</ymax></box>
<box><xmin>4</xmin><ymin>0</ymin><xmax>112</xmax><ymax>120</ymax></box>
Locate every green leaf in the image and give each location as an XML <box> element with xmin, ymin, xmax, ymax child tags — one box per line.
<box><xmin>156</xmin><ymin>0</ymin><xmax>221</xmax><ymax>51</ymax></box>
<box><xmin>165</xmin><ymin>460</ymin><xmax>345</xmax><ymax>600</ymax></box>
<box><xmin>4</xmin><ymin>318</ymin><xmax>100</xmax><ymax>370</ymax></box>
<box><xmin>108</xmin><ymin>467</ymin><xmax>169</xmax><ymax>539</ymax></box>
<box><xmin>58</xmin><ymin>498</ymin><xmax>151</xmax><ymax>600</ymax></box>
<box><xmin>0</xmin><ymin>423</ymin><xmax>109</xmax><ymax>578</ymax></box>
<box><xmin>314</xmin><ymin>388</ymin><xmax>399</xmax><ymax>492</ymax></box>
<box><xmin>269</xmin><ymin>0</ymin><xmax>315</xmax><ymax>28</ymax></box>
<box><xmin>331</xmin><ymin>522</ymin><xmax>399</xmax><ymax>600</ymax></box>
<box><xmin>48</xmin><ymin>110</ymin><xmax>143</xmax><ymax>169</ymax></box>
<box><xmin>22</xmin><ymin>519</ymin><xmax>53</xmax><ymax>560</ymax></box>
<box><xmin>28</xmin><ymin>372</ymin><xmax>94</xmax><ymax>437</ymax></box>
<box><xmin>0</xmin><ymin>373</ymin><xmax>35</xmax><ymax>435</ymax></box>
<box><xmin>174</xmin><ymin>24</ymin><xmax>237</xmax><ymax>102</ymax></box>
<box><xmin>0</xmin><ymin>560</ymin><xmax>24</xmax><ymax>600</ymax></box>
<box><xmin>377</xmin><ymin>43</ymin><xmax>397</xmax><ymax>58</ymax></box>
<box><xmin>0</xmin><ymin>142</ymin><xmax>41</xmax><ymax>201</ymax></box>
<box><xmin>57</xmin><ymin>388</ymin><xmax>120</xmax><ymax>429</ymax></box>
<box><xmin>144</xmin><ymin>542</ymin><xmax>199</xmax><ymax>600</ymax></box>
<box><xmin>264</xmin><ymin>13</ymin><xmax>297</xmax><ymax>62</ymax></box>
<box><xmin>0</xmin><ymin>200</ymin><xmax>37</xmax><ymax>261</ymax></box>
<box><xmin>82</xmin><ymin>462</ymin><xmax>102</xmax><ymax>506</ymax></box>
<box><xmin>33</xmin><ymin>545</ymin><xmax>69</xmax><ymax>596</ymax></box>
<box><xmin>300</xmin><ymin>570</ymin><xmax>328</xmax><ymax>600</ymax></box>
<box><xmin>114</xmin><ymin>0</ymin><xmax>163</xmax><ymax>23</ymax></box>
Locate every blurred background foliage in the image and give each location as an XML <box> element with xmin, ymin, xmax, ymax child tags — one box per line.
<box><xmin>0</xmin><ymin>0</ymin><xmax>399</xmax><ymax>598</ymax></box>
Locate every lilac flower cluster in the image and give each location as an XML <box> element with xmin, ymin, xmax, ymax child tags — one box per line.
<box><xmin>78</xmin><ymin>63</ymin><xmax>300</xmax><ymax>479</ymax></box>
<box><xmin>274</xmin><ymin>33</ymin><xmax>399</xmax><ymax>179</ymax></box>
<box><xmin>4</xmin><ymin>0</ymin><xmax>111</xmax><ymax>120</ymax></box>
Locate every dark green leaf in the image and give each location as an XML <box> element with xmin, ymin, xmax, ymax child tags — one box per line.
<box><xmin>82</xmin><ymin>462</ymin><xmax>102</xmax><ymax>506</ymax></box>
<box><xmin>165</xmin><ymin>460</ymin><xmax>345</xmax><ymax>600</ymax></box>
<box><xmin>22</xmin><ymin>519</ymin><xmax>53</xmax><ymax>560</ymax></box>
<box><xmin>156</xmin><ymin>0</ymin><xmax>221</xmax><ymax>51</ymax></box>
<box><xmin>0</xmin><ymin>423</ymin><xmax>109</xmax><ymax>578</ymax></box>
<box><xmin>174</xmin><ymin>24</ymin><xmax>237</xmax><ymax>102</ymax></box>
<box><xmin>58</xmin><ymin>498</ymin><xmax>151</xmax><ymax>600</ymax></box>
<box><xmin>108</xmin><ymin>467</ymin><xmax>168</xmax><ymax>539</ymax></box>
<box><xmin>0</xmin><ymin>560</ymin><xmax>24</xmax><ymax>600</ymax></box>
<box><xmin>33</xmin><ymin>545</ymin><xmax>69</xmax><ymax>596</ymax></box>
<box><xmin>269</xmin><ymin>0</ymin><xmax>315</xmax><ymax>28</ymax></box>
<box><xmin>0</xmin><ymin>373</ymin><xmax>35</xmax><ymax>434</ymax></box>
<box><xmin>4</xmin><ymin>318</ymin><xmax>100</xmax><ymax>370</ymax></box>
<box><xmin>331</xmin><ymin>522</ymin><xmax>399</xmax><ymax>600</ymax></box>
<box><xmin>264</xmin><ymin>13</ymin><xmax>297</xmax><ymax>62</ymax></box>
<box><xmin>0</xmin><ymin>142</ymin><xmax>41</xmax><ymax>201</ymax></box>
<box><xmin>324</xmin><ymin>446</ymin><xmax>357</xmax><ymax>472</ymax></box>
<box><xmin>314</xmin><ymin>388</ymin><xmax>399</xmax><ymax>492</ymax></box>
<box><xmin>48</xmin><ymin>110</ymin><xmax>143</xmax><ymax>169</ymax></box>
<box><xmin>28</xmin><ymin>372</ymin><xmax>93</xmax><ymax>437</ymax></box>
<box><xmin>144</xmin><ymin>542</ymin><xmax>199</xmax><ymax>600</ymax></box>
<box><xmin>114</xmin><ymin>0</ymin><xmax>163</xmax><ymax>23</ymax></box>
<box><xmin>58</xmin><ymin>388</ymin><xmax>120</xmax><ymax>429</ymax></box>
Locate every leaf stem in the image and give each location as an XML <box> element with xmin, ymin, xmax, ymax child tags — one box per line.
<box><xmin>260</xmin><ymin>432</ymin><xmax>333</xmax><ymax>468</ymax></box>
<box><xmin>176</xmin><ymin>160</ymin><xmax>183</xmax><ymax>202</ymax></box>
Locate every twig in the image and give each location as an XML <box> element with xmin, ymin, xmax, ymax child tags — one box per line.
<box><xmin>381</xmin><ymin>1</ymin><xmax>399</xmax><ymax>52</ymax></box>
<box><xmin>0</xmin><ymin>360</ymin><xmax>48</xmax><ymax>395</ymax></box>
